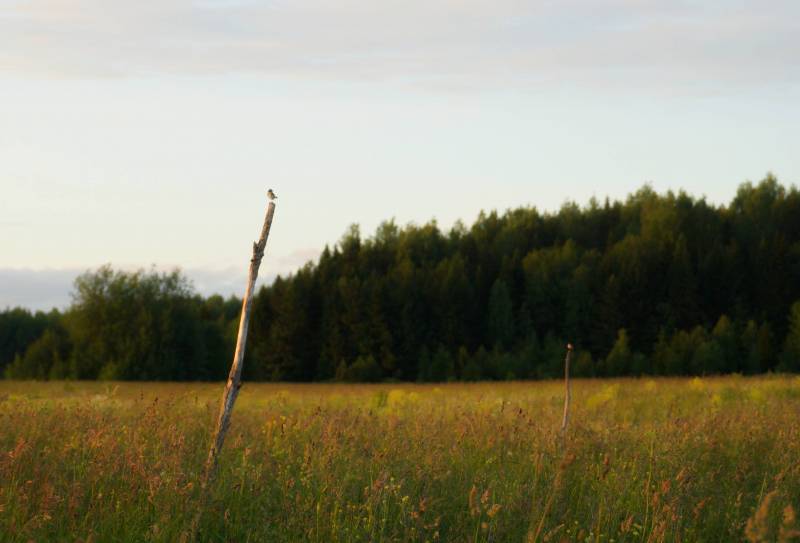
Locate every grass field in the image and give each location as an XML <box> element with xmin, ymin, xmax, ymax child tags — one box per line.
<box><xmin>1</xmin><ymin>377</ymin><xmax>799</xmax><ymax>542</ymax></box>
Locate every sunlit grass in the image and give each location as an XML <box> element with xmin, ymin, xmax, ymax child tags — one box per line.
<box><xmin>1</xmin><ymin>376</ymin><xmax>799</xmax><ymax>541</ymax></box>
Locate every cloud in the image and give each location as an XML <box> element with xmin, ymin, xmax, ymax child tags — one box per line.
<box><xmin>1</xmin><ymin>0</ymin><xmax>798</xmax><ymax>91</ymax></box>
<box><xmin>0</xmin><ymin>268</ymin><xmax>77</xmax><ymax>311</ymax></box>
<box><xmin>273</xmin><ymin>248</ymin><xmax>322</xmax><ymax>273</ymax></box>
<box><xmin>0</xmin><ymin>257</ymin><xmax>319</xmax><ymax>311</ymax></box>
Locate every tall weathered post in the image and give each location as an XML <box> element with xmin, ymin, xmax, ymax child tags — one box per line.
<box><xmin>205</xmin><ymin>198</ymin><xmax>275</xmax><ymax>475</ymax></box>
<box><xmin>189</xmin><ymin>195</ymin><xmax>276</xmax><ymax>539</ymax></box>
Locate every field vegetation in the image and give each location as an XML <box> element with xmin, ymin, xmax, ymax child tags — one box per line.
<box><xmin>2</xmin><ymin>376</ymin><xmax>799</xmax><ymax>542</ymax></box>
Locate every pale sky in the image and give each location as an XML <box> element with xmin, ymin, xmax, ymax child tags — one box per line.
<box><xmin>1</xmin><ymin>0</ymin><xmax>799</xmax><ymax>310</ymax></box>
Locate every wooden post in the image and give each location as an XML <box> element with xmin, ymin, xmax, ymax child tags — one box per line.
<box><xmin>532</xmin><ymin>343</ymin><xmax>575</xmax><ymax>542</ymax></box>
<box><xmin>205</xmin><ymin>199</ymin><xmax>275</xmax><ymax>475</ymax></box>
<box><xmin>188</xmin><ymin>198</ymin><xmax>276</xmax><ymax>540</ymax></box>
<box><xmin>560</xmin><ymin>343</ymin><xmax>573</xmax><ymax>436</ymax></box>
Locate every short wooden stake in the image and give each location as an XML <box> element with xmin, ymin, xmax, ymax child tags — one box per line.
<box><xmin>560</xmin><ymin>343</ymin><xmax>573</xmax><ymax>436</ymax></box>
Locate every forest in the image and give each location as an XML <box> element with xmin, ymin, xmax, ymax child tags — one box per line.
<box><xmin>2</xmin><ymin>175</ymin><xmax>800</xmax><ymax>381</ymax></box>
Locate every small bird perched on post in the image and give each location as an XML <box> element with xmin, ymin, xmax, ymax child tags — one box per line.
<box><xmin>267</xmin><ymin>189</ymin><xmax>278</xmax><ymax>201</ymax></box>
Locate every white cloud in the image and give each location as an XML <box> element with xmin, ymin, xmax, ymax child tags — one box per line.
<box><xmin>1</xmin><ymin>0</ymin><xmax>798</xmax><ymax>91</ymax></box>
<box><xmin>0</xmin><ymin>262</ymin><xmax>303</xmax><ymax>311</ymax></box>
<box><xmin>0</xmin><ymin>268</ymin><xmax>77</xmax><ymax>311</ymax></box>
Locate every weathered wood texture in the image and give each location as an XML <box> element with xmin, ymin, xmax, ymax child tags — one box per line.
<box><xmin>189</xmin><ymin>200</ymin><xmax>275</xmax><ymax>540</ymax></box>
<box><xmin>204</xmin><ymin>200</ymin><xmax>275</xmax><ymax>476</ymax></box>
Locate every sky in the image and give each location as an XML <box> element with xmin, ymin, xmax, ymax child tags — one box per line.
<box><xmin>1</xmin><ymin>0</ymin><xmax>799</xmax><ymax>310</ymax></box>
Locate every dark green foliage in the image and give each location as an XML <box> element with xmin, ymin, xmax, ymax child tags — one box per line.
<box><xmin>335</xmin><ymin>354</ymin><xmax>382</xmax><ymax>382</ymax></box>
<box><xmin>462</xmin><ymin>346</ymin><xmax>489</xmax><ymax>381</ymax></box>
<box><xmin>572</xmin><ymin>350</ymin><xmax>595</xmax><ymax>377</ymax></box>
<box><xmin>418</xmin><ymin>345</ymin><xmax>455</xmax><ymax>382</ymax></box>
<box><xmin>712</xmin><ymin>315</ymin><xmax>738</xmax><ymax>369</ymax></box>
<box><xmin>198</xmin><ymin>294</ymin><xmax>241</xmax><ymax>378</ymax></box>
<box><xmin>779</xmin><ymin>301</ymin><xmax>800</xmax><ymax>372</ymax></box>
<box><xmin>4</xmin><ymin>327</ymin><xmax>70</xmax><ymax>380</ymax></box>
<box><xmin>487</xmin><ymin>279</ymin><xmax>514</xmax><ymax>348</ymax></box>
<box><xmin>535</xmin><ymin>334</ymin><xmax>567</xmax><ymax>379</ymax></box>
<box><xmin>65</xmin><ymin>266</ymin><xmax>211</xmax><ymax>380</ymax></box>
<box><xmin>603</xmin><ymin>329</ymin><xmax>635</xmax><ymax>376</ymax></box>
<box><xmin>0</xmin><ymin>308</ymin><xmax>58</xmax><ymax>374</ymax></box>
<box><xmin>741</xmin><ymin>321</ymin><xmax>775</xmax><ymax>375</ymax></box>
<box><xmin>2</xmin><ymin>266</ymin><xmax>240</xmax><ymax>381</ymax></box>
<box><xmin>692</xmin><ymin>338</ymin><xmax>725</xmax><ymax>376</ymax></box>
<box><xmin>3</xmin><ymin>175</ymin><xmax>800</xmax><ymax>381</ymax></box>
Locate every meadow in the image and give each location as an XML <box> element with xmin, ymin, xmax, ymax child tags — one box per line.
<box><xmin>1</xmin><ymin>377</ymin><xmax>799</xmax><ymax>542</ymax></box>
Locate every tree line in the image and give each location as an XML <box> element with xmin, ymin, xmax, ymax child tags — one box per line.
<box><xmin>1</xmin><ymin>269</ymin><xmax>241</xmax><ymax>380</ymax></box>
<box><xmin>2</xmin><ymin>175</ymin><xmax>800</xmax><ymax>381</ymax></box>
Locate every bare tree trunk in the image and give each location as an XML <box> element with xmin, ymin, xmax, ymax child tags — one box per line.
<box><xmin>205</xmin><ymin>200</ymin><xmax>275</xmax><ymax>474</ymax></box>
<box><xmin>560</xmin><ymin>343</ymin><xmax>573</xmax><ymax>436</ymax></box>
<box><xmin>187</xmin><ymin>199</ymin><xmax>276</xmax><ymax>540</ymax></box>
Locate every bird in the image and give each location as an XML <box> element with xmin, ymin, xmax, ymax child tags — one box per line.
<box><xmin>267</xmin><ymin>189</ymin><xmax>278</xmax><ymax>201</ymax></box>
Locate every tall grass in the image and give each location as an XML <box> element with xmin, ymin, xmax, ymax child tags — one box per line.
<box><xmin>1</xmin><ymin>377</ymin><xmax>799</xmax><ymax>541</ymax></box>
